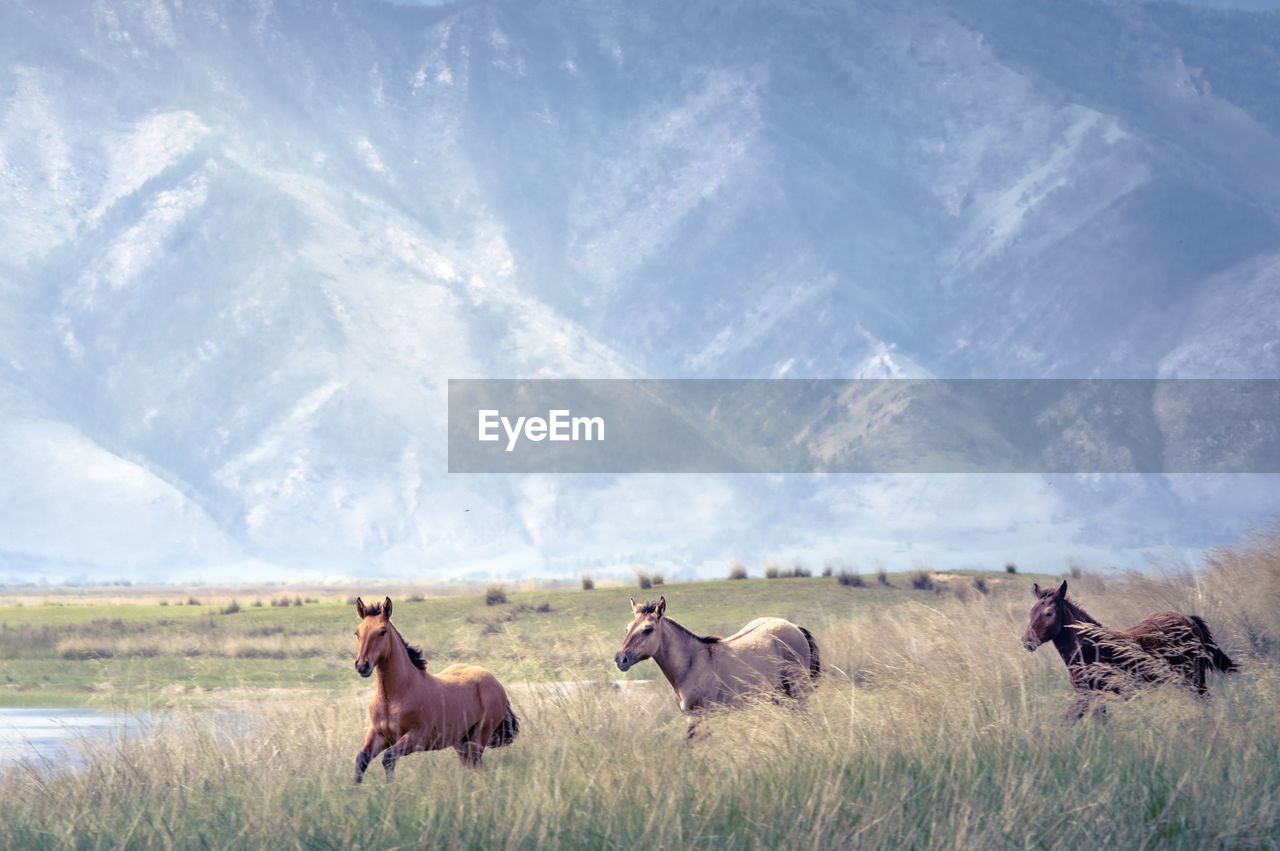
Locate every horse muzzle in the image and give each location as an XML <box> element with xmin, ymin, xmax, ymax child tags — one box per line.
<box><xmin>355</xmin><ymin>660</ymin><xmax>373</xmax><ymax>677</ymax></box>
<box><xmin>614</xmin><ymin>651</ymin><xmax>633</xmax><ymax>672</ymax></box>
<box><xmin>1022</xmin><ymin>634</ymin><xmax>1041</xmax><ymax>652</ymax></box>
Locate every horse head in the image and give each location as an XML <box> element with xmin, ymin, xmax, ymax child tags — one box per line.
<box><xmin>614</xmin><ymin>596</ymin><xmax>666</xmax><ymax>672</ymax></box>
<box><xmin>1023</xmin><ymin>581</ymin><xmax>1068</xmax><ymax>651</ymax></box>
<box><xmin>354</xmin><ymin>596</ymin><xmax>395</xmax><ymax>677</ymax></box>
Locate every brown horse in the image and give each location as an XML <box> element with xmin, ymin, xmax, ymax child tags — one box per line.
<box><xmin>1022</xmin><ymin>580</ymin><xmax>1236</xmax><ymax>720</ymax></box>
<box><xmin>614</xmin><ymin>596</ymin><xmax>820</xmax><ymax>738</ymax></box>
<box><xmin>352</xmin><ymin>597</ymin><xmax>518</xmax><ymax>782</ymax></box>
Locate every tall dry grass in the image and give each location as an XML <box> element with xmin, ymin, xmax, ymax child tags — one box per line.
<box><xmin>2</xmin><ymin>532</ymin><xmax>1279</xmax><ymax>848</ymax></box>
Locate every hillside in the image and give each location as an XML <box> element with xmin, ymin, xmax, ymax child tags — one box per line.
<box><xmin>1</xmin><ymin>0</ymin><xmax>1278</xmax><ymax>581</ymax></box>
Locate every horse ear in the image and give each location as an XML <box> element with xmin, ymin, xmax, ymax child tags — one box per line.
<box><xmin>1031</xmin><ymin>583</ymin><xmax>1042</xmax><ymax>599</ymax></box>
<box><xmin>1055</xmin><ymin>581</ymin><xmax>1068</xmax><ymax>599</ymax></box>
<box><xmin>629</xmin><ymin>596</ymin><xmax>639</xmax><ymax>611</ymax></box>
<box><xmin>356</xmin><ymin>597</ymin><xmax>366</xmax><ymax>618</ymax></box>
<box><xmin>383</xmin><ymin>596</ymin><xmax>393</xmax><ymax>619</ymax></box>
<box><xmin>656</xmin><ymin>596</ymin><xmax>666</xmax><ymax>618</ymax></box>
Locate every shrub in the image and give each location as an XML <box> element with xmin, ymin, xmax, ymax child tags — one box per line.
<box><xmin>485</xmin><ymin>585</ymin><xmax>507</xmax><ymax>606</ymax></box>
<box><xmin>911</xmin><ymin>571</ymin><xmax>935</xmax><ymax>592</ymax></box>
<box><xmin>792</xmin><ymin>564</ymin><xmax>811</xmax><ymax>578</ymax></box>
<box><xmin>581</xmin><ymin>573</ymin><xmax>595</xmax><ymax>591</ymax></box>
<box><xmin>220</xmin><ymin>600</ymin><xmax>241</xmax><ymax>615</ymax></box>
<box><xmin>838</xmin><ymin>570</ymin><xmax>865</xmax><ymax>588</ymax></box>
<box><xmin>1005</xmin><ymin>562</ymin><xmax>1018</xmax><ymax>574</ymax></box>
<box><xmin>973</xmin><ymin>577</ymin><xmax>989</xmax><ymax>595</ymax></box>
<box><xmin>651</xmin><ymin>574</ymin><xmax>664</xmax><ymax>586</ymax></box>
<box><xmin>637</xmin><ymin>573</ymin><xmax>653</xmax><ymax>590</ymax></box>
<box><xmin>764</xmin><ymin>564</ymin><xmax>780</xmax><ymax>580</ymax></box>
<box><xmin>728</xmin><ymin>560</ymin><xmax>748</xmax><ymax>580</ymax></box>
<box><xmin>235</xmin><ymin>647</ymin><xmax>287</xmax><ymax>660</ymax></box>
<box><xmin>877</xmin><ymin>568</ymin><xmax>892</xmax><ymax>587</ymax></box>
<box><xmin>822</xmin><ymin>561</ymin><xmax>834</xmax><ymax>578</ymax></box>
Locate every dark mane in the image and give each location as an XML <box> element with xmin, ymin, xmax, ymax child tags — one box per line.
<box><xmin>1059</xmin><ymin>594</ymin><xmax>1102</xmax><ymax>627</ymax></box>
<box><xmin>362</xmin><ymin>602</ymin><xmax>427</xmax><ymax>670</ymax></box>
<box><xmin>637</xmin><ymin>601</ymin><xmax>720</xmax><ymax>644</ymax></box>
<box><xmin>390</xmin><ymin>625</ymin><xmax>428</xmax><ymax>671</ymax></box>
<box><xmin>681</xmin><ymin>622</ymin><xmax>721</xmax><ymax>644</ymax></box>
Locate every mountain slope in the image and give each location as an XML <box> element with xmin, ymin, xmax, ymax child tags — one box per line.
<box><xmin>1</xmin><ymin>0</ymin><xmax>1278</xmax><ymax>580</ymax></box>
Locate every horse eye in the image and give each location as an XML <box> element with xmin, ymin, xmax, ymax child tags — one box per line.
<box><xmin>378</xmin><ymin>628</ymin><xmax>387</xmax><ymax>636</ymax></box>
<box><xmin>642</xmin><ymin>626</ymin><xmax>653</xmax><ymax>634</ymax></box>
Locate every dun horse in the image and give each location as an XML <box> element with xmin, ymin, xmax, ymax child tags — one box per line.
<box><xmin>352</xmin><ymin>597</ymin><xmax>518</xmax><ymax>782</ymax></box>
<box><xmin>1022</xmin><ymin>581</ymin><xmax>1236</xmax><ymax>720</ymax></box>
<box><xmin>614</xmin><ymin>596</ymin><xmax>821</xmax><ymax>737</ymax></box>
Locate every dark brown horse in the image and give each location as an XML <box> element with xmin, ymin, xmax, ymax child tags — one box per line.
<box><xmin>1022</xmin><ymin>580</ymin><xmax>1236</xmax><ymax>720</ymax></box>
<box><xmin>352</xmin><ymin>597</ymin><xmax>518</xmax><ymax>782</ymax></box>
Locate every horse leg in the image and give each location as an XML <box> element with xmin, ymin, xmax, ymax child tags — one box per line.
<box><xmin>454</xmin><ymin>741</ymin><xmax>485</xmax><ymax>768</ymax></box>
<box><xmin>382</xmin><ymin>732</ymin><xmax>416</xmax><ymax>781</ymax></box>
<box><xmin>684</xmin><ymin>715</ymin><xmax>709</xmax><ymax>745</ymax></box>
<box><xmin>355</xmin><ymin>729</ymin><xmax>389</xmax><ymax>785</ymax></box>
<box><xmin>1194</xmin><ymin>656</ymin><xmax>1210</xmax><ymax>697</ymax></box>
<box><xmin>1065</xmin><ymin>694</ymin><xmax>1099</xmax><ymax>724</ymax></box>
<box><xmin>456</xmin><ymin>715</ymin><xmax>498</xmax><ymax>768</ymax></box>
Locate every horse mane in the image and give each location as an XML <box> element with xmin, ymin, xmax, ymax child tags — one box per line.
<box><xmin>361</xmin><ymin>601</ymin><xmax>427</xmax><ymax>670</ymax></box>
<box><xmin>1060</xmin><ymin>594</ymin><xmax>1102</xmax><ymax>627</ymax></box>
<box><xmin>675</xmin><ymin>620</ymin><xmax>722</xmax><ymax>644</ymax></box>
<box><xmin>398</xmin><ymin>630</ymin><xmax>429</xmax><ymax>671</ymax></box>
<box><xmin>635</xmin><ymin>602</ymin><xmax>720</xmax><ymax>644</ymax></box>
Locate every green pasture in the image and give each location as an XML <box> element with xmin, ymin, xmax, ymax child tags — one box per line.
<box><xmin>0</xmin><ymin>571</ymin><xmax>994</xmax><ymax>709</ymax></box>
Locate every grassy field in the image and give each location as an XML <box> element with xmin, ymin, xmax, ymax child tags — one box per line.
<box><xmin>1</xmin><ymin>535</ymin><xmax>1278</xmax><ymax>849</ymax></box>
<box><xmin>0</xmin><ymin>569</ymin><xmax>951</xmax><ymax>709</ymax></box>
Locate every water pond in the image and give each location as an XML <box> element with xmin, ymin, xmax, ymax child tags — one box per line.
<box><xmin>0</xmin><ymin>707</ymin><xmax>154</xmax><ymax>772</ymax></box>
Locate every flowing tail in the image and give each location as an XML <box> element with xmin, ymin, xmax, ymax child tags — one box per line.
<box><xmin>488</xmin><ymin>706</ymin><xmax>520</xmax><ymax>748</ymax></box>
<box><xmin>799</xmin><ymin>626</ymin><xmax>821</xmax><ymax>681</ymax></box>
<box><xmin>1190</xmin><ymin>615</ymin><xmax>1238</xmax><ymax>673</ymax></box>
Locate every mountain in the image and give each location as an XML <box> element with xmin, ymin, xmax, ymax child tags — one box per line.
<box><xmin>1</xmin><ymin>0</ymin><xmax>1278</xmax><ymax>583</ymax></box>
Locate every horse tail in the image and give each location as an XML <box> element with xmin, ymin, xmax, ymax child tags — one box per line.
<box><xmin>1190</xmin><ymin>615</ymin><xmax>1238</xmax><ymax>673</ymax></box>
<box><xmin>487</xmin><ymin>706</ymin><xmax>520</xmax><ymax>748</ymax></box>
<box><xmin>799</xmin><ymin>626</ymin><xmax>821</xmax><ymax>681</ymax></box>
